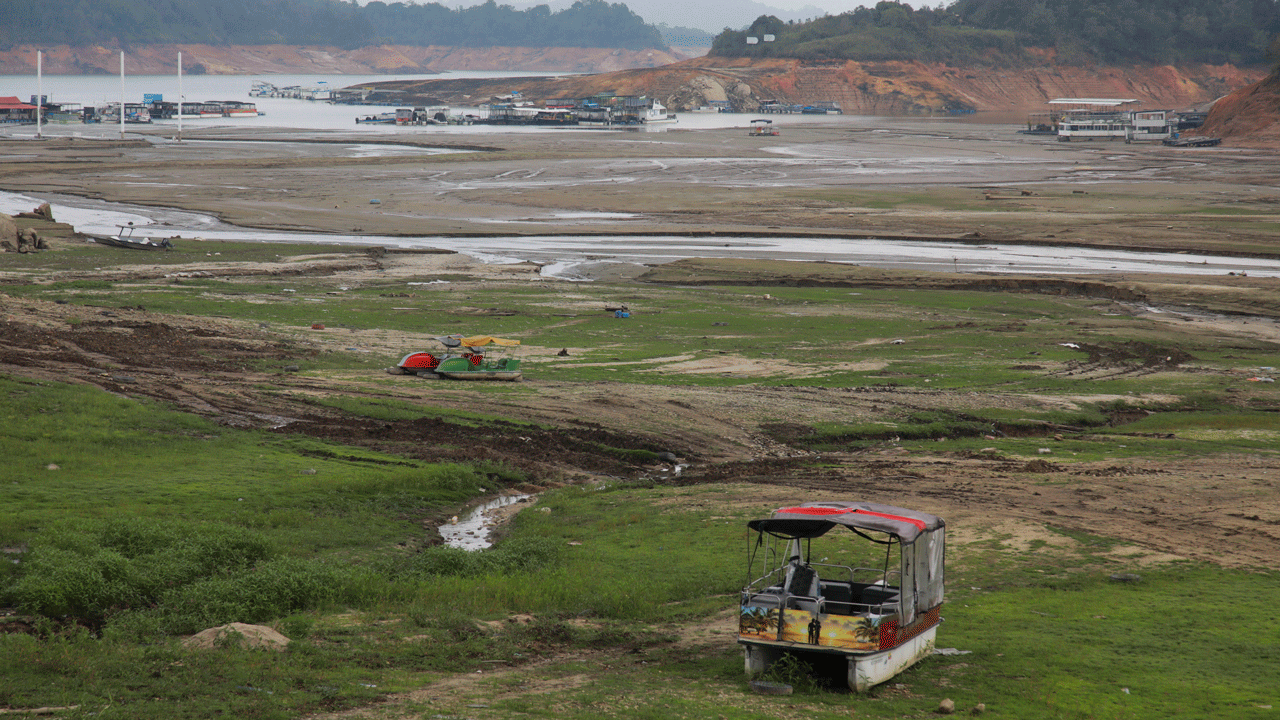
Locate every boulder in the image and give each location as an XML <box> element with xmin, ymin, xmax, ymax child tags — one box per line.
<box><xmin>14</xmin><ymin>203</ymin><xmax>54</xmax><ymax>221</ymax></box>
<box><xmin>0</xmin><ymin>214</ymin><xmax>16</xmax><ymax>250</ymax></box>
<box><xmin>17</xmin><ymin>228</ymin><xmax>44</xmax><ymax>252</ymax></box>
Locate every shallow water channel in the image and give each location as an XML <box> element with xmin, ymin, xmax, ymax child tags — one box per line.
<box><xmin>4</xmin><ymin>190</ymin><xmax>1278</xmax><ymax>279</ymax></box>
<box><xmin>439</xmin><ymin>494</ymin><xmax>531</xmax><ymax>551</ymax></box>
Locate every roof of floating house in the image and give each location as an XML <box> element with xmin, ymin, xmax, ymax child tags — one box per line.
<box><xmin>1048</xmin><ymin>98</ymin><xmax>1138</xmax><ymax>106</ymax></box>
<box><xmin>0</xmin><ymin>96</ymin><xmax>37</xmax><ymax>110</ymax></box>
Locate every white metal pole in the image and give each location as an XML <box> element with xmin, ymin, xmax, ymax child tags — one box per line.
<box><xmin>177</xmin><ymin>51</ymin><xmax>183</xmax><ymax>141</ymax></box>
<box><xmin>119</xmin><ymin>51</ymin><xmax>125</xmax><ymax>139</ymax></box>
<box><xmin>36</xmin><ymin>50</ymin><xmax>43</xmax><ymax>138</ymax></box>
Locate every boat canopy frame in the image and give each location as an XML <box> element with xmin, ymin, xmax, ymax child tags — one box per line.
<box><xmin>745</xmin><ymin>502</ymin><xmax>944</xmax><ymax>625</ymax></box>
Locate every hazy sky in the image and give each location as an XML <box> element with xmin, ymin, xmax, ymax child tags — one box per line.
<box><xmin>354</xmin><ymin>0</ymin><xmax>890</xmax><ymax>33</ymax></box>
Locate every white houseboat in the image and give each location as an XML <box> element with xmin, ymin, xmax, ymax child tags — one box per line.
<box><xmin>1051</xmin><ymin>98</ymin><xmax>1175</xmax><ymax>143</ymax></box>
<box><xmin>1126</xmin><ymin>110</ymin><xmax>1174</xmax><ymax>142</ymax></box>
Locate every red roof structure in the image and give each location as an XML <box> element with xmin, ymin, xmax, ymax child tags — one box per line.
<box><xmin>0</xmin><ymin>96</ymin><xmax>38</xmax><ymax>110</ymax></box>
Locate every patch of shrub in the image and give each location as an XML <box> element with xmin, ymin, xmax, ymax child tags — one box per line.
<box><xmin>10</xmin><ymin>518</ymin><xmax>275</xmax><ymax>625</ymax></box>
<box><xmin>157</xmin><ymin>556</ymin><xmax>347</xmax><ymax>630</ymax></box>
<box><xmin>401</xmin><ymin>536</ymin><xmax>561</xmax><ymax>579</ymax></box>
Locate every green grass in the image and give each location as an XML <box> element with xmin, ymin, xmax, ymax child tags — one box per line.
<box><xmin>0</xmin><ymin>377</ymin><xmax>504</xmax><ymax>552</ymax></box>
<box><xmin>3</xmin><ymin>247</ymin><xmax>1279</xmax><ymax>718</ymax></box>
<box><xmin>4</xmin><ymin>391</ymin><xmax>1279</xmax><ymax>718</ymax></box>
<box><xmin>8</xmin><ymin>251</ymin><xmax>1278</xmax><ymax>399</ymax></box>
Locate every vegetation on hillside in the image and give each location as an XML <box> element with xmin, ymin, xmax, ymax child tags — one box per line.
<box><xmin>0</xmin><ymin>0</ymin><xmax>665</xmax><ymax>52</ymax></box>
<box><xmin>949</xmin><ymin>0</ymin><xmax>1280</xmax><ymax>66</ymax></box>
<box><xmin>710</xmin><ymin>0</ymin><xmax>1280</xmax><ymax>66</ymax></box>
<box><xmin>361</xmin><ymin>0</ymin><xmax>663</xmax><ymax>51</ymax></box>
<box><xmin>710</xmin><ymin>6</ymin><xmax>1025</xmax><ymax>65</ymax></box>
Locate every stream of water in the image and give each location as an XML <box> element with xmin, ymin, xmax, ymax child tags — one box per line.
<box><xmin>439</xmin><ymin>494</ymin><xmax>532</xmax><ymax>551</ymax></box>
<box><xmin>4</xmin><ymin>190</ymin><xmax>1277</xmax><ymax>279</ymax></box>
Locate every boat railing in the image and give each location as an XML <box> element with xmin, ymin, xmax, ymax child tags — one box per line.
<box><xmin>744</xmin><ymin>562</ymin><xmax>901</xmax><ymax>617</ymax></box>
<box><xmin>744</xmin><ymin>565</ymin><xmax>788</xmax><ymax>595</ymax></box>
<box><xmin>817</xmin><ymin>583</ymin><xmax>901</xmax><ymax>616</ymax></box>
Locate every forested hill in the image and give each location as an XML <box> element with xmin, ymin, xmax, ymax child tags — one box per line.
<box><xmin>0</xmin><ymin>0</ymin><xmax>666</xmax><ymax>52</ymax></box>
<box><xmin>711</xmin><ymin>0</ymin><xmax>1280</xmax><ymax>67</ymax></box>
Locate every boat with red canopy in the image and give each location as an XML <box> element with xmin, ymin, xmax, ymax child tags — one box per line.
<box><xmin>738</xmin><ymin>501</ymin><xmax>945</xmax><ymax>691</ymax></box>
<box><xmin>393</xmin><ymin>335</ymin><xmax>522</xmax><ymax>381</ymax></box>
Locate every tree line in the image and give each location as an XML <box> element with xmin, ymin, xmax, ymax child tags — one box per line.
<box><xmin>710</xmin><ymin>0</ymin><xmax>1280</xmax><ymax>67</ymax></box>
<box><xmin>0</xmin><ymin>0</ymin><xmax>664</xmax><ymax>52</ymax></box>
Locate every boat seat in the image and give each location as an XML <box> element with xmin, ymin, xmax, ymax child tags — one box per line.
<box><xmin>819</xmin><ymin>581</ymin><xmax>856</xmax><ymax>615</ymax></box>
<box><xmin>784</xmin><ymin>563</ymin><xmax>821</xmax><ymax>613</ymax></box>
<box><xmin>860</xmin><ymin>586</ymin><xmax>900</xmax><ymax>614</ymax></box>
<box><xmin>401</xmin><ymin>352</ymin><xmax>439</xmax><ymax>370</ymax></box>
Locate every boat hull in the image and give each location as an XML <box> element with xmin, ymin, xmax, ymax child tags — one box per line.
<box><xmin>86</xmin><ymin>234</ymin><xmax>173</xmax><ymax>250</ymax></box>
<box><xmin>397</xmin><ymin>350</ymin><xmax>521</xmax><ymax>381</ymax></box>
<box><xmin>436</xmin><ymin>370</ymin><xmax>522</xmax><ymax>381</ymax></box>
<box><xmin>740</xmin><ymin>624</ymin><xmax>937</xmax><ymax>693</ymax></box>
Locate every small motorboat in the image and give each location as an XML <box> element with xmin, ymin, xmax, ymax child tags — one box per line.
<box><xmin>739</xmin><ymin>502</ymin><xmax>945</xmax><ymax>692</ymax></box>
<box><xmin>86</xmin><ymin>222</ymin><xmax>174</xmax><ymax>250</ymax></box>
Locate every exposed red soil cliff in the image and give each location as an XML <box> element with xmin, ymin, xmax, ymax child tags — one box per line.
<box><xmin>1196</xmin><ymin>70</ymin><xmax>1280</xmax><ymax>147</ymax></box>
<box><xmin>381</xmin><ymin>55</ymin><xmax>1263</xmax><ymax>119</ymax></box>
<box><xmin>0</xmin><ymin>44</ymin><xmax>1263</xmax><ymax>123</ymax></box>
<box><xmin>0</xmin><ymin>44</ymin><xmax>683</xmax><ymax>76</ymax></box>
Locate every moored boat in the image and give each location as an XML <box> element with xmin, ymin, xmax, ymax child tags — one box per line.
<box><xmin>98</xmin><ymin>103</ymin><xmax>152</xmax><ymax>123</ymax></box>
<box><xmin>218</xmin><ymin>101</ymin><xmax>260</xmax><ymax>117</ymax></box>
<box><xmin>643</xmin><ymin>100</ymin><xmax>677</xmax><ymax>123</ymax></box>
<box><xmin>356</xmin><ymin>111</ymin><xmax>398</xmax><ymax>124</ymax></box>
<box><xmin>195</xmin><ymin>102</ymin><xmax>224</xmax><ymax>118</ymax></box>
<box><xmin>739</xmin><ymin>502</ymin><xmax>945</xmax><ymax>692</ymax></box>
<box><xmin>393</xmin><ymin>335</ymin><xmax>522</xmax><ymax>381</ymax></box>
<box><xmin>85</xmin><ymin>222</ymin><xmax>174</xmax><ymax>250</ymax></box>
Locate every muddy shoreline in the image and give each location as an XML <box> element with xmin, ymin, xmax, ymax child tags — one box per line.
<box><xmin>4</xmin><ymin>119</ymin><xmax>1279</xmax><ymax>260</ymax></box>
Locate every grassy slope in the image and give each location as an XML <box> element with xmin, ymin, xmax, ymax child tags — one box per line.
<box><xmin>1</xmin><ymin>240</ymin><xmax>1279</xmax><ymax>718</ymax></box>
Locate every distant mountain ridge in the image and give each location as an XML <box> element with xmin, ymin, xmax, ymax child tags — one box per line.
<box><xmin>501</xmin><ymin>0</ymin><xmax>840</xmax><ymax>34</ymax></box>
<box><xmin>0</xmin><ymin>43</ymin><xmax>683</xmax><ymax>76</ymax></box>
<box><xmin>0</xmin><ymin>0</ymin><xmax>664</xmax><ymax>52</ymax></box>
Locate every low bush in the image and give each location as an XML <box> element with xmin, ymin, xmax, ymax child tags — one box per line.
<box><xmin>10</xmin><ymin>518</ymin><xmax>274</xmax><ymax>624</ymax></box>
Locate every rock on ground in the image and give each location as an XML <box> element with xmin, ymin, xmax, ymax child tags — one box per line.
<box><xmin>182</xmin><ymin>622</ymin><xmax>291</xmax><ymax>651</ymax></box>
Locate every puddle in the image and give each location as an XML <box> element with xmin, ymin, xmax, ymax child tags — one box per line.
<box><xmin>439</xmin><ymin>494</ymin><xmax>531</xmax><ymax>551</ymax></box>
